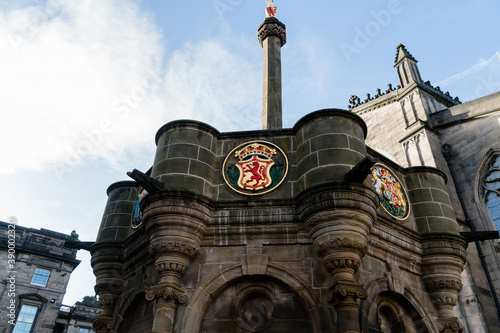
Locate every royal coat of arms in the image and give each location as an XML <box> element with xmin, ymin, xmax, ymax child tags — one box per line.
<box><xmin>131</xmin><ymin>188</ymin><xmax>148</xmax><ymax>228</ymax></box>
<box><xmin>371</xmin><ymin>166</ymin><xmax>409</xmax><ymax>220</ymax></box>
<box><xmin>223</xmin><ymin>141</ymin><xmax>288</xmax><ymax>195</ymax></box>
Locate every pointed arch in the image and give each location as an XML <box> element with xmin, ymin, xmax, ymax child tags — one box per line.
<box><xmin>475</xmin><ymin>148</ymin><xmax>500</xmax><ymax>230</ymax></box>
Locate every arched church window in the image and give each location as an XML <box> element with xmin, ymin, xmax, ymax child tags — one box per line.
<box><xmin>483</xmin><ymin>154</ymin><xmax>500</xmax><ymax>229</ymax></box>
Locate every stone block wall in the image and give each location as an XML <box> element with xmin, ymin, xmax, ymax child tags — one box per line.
<box><xmin>0</xmin><ymin>222</ymin><xmax>80</xmax><ymax>333</ymax></box>
<box><xmin>430</xmin><ymin>93</ymin><xmax>500</xmax><ymax>331</ymax></box>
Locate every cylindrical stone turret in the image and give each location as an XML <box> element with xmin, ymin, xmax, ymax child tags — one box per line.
<box><xmin>92</xmin><ymin>181</ymin><xmax>139</xmax><ymax>332</ymax></box>
<box><xmin>405</xmin><ymin>167</ymin><xmax>467</xmax><ymax>332</ymax></box>
<box><xmin>152</xmin><ymin>120</ymin><xmax>219</xmax><ymax>199</ymax></box>
<box><xmin>258</xmin><ymin>17</ymin><xmax>286</xmax><ymax>130</ymax></box>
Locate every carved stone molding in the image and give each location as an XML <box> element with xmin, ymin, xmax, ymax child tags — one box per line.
<box><xmin>258</xmin><ymin>18</ymin><xmax>286</xmax><ymax>47</ymax></box>
<box><xmin>155</xmin><ymin>261</ymin><xmax>188</xmax><ymax>276</ymax></box>
<box><xmin>423</xmin><ymin>279</ymin><xmax>463</xmax><ymax>293</ymax></box>
<box><xmin>324</xmin><ymin>258</ymin><xmax>361</xmax><ymax>274</ymax></box>
<box><xmin>145</xmin><ymin>283</ymin><xmax>188</xmax><ymax>304</ymax></box>
<box><xmin>431</xmin><ymin>296</ymin><xmax>458</xmax><ymax>307</ymax></box>
<box><xmin>94</xmin><ymin>282</ymin><xmax>123</xmax><ymax>295</ymax></box>
<box><xmin>98</xmin><ymin>294</ymin><xmax>119</xmax><ymax>307</ymax></box>
<box><xmin>149</xmin><ymin>241</ymin><xmax>199</xmax><ymax>260</ymax></box>
<box><xmin>314</xmin><ymin>237</ymin><xmax>368</xmax><ymax>257</ymax></box>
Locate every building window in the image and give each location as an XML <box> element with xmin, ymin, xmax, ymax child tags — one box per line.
<box><xmin>484</xmin><ymin>155</ymin><xmax>500</xmax><ymax>229</ymax></box>
<box><xmin>12</xmin><ymin>304</ymin><xmax>38</xmax><ymax>333</ymax></box>
<box><xmin>31</xmin><ymin>268</ymin><xmax>50</xmax><ymax>287</ymax></box>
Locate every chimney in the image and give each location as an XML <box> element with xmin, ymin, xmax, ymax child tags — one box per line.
<box><xmin>258</xmin><ymin>6</ymin><xmax>286</xmax><ymax>130</ymax></box>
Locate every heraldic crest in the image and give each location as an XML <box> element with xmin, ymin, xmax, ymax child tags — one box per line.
<box><xmin>223</xmin><ymin>141</ymin><xmax>288</xmax><ymax>195</ymax></box>
<box><xmin>371</xmin><ymin>165</ymin><xmax>409</xmax><ymax>220</ymax></box>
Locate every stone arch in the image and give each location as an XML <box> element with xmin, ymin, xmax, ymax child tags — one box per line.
<box><xmin>361</xmin><ymin>277</ymin><xmax>438</xmax><ymax>333</ymax></box>
<box><xmin>115</xmin><ymin>291</ymin><xmax>154</xmax><ymax>333</ymax></box>
<box><xmin>180</xmin><ymin>263</ymin><xmax>328</xmax><ymax>333</ymax></box>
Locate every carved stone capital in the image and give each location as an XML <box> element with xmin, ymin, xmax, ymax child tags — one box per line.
<box><xmin>93</xmin><ymin>316</ymin><xmax>113</xmax><ymax>333</ymax></box>
<box><xmin>437</xmin><ymin>317</ymin><xmax>464</xmax><ymax>333</ymax></box>
<box><xmin>145</xmin><ymin>283</ymin><xmax>188</xmax><ymax>304</ymax></box>
<box><xmin>258</xmin><ymin>18</ymin><xmax>286</xmax><ymax>47</ymax></box>
<box><xmin>149</xmin><ymin>241</ymin><xmax>199</xmax><ymax>260</ymax></box>
<box><xmin>326</xmin><ymin>281</ymin><xmax>367</xmax><ymax>304</ymax></box>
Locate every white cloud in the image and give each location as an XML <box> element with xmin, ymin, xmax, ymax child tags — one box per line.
<box><xmin>161</xmin><ymin>38</ymin><xmax>261</xmax><ymax>132</ymax></box>
<box><xmin>436</xmin><ymin>51</ymin><xmax>500</xmax><ymax>102</ymax></box>
<box><xmin>0</xmin><ymin>0</ymin><xmax>165</xmax><ymax>174</ymax></box>
<box><xmin>0</xmin><ymin>0</ymin><xmax>262</xmax><ymax>176</ymax></box>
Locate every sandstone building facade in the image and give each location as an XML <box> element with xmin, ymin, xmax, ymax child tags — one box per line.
<box><xmin>90</xmin><ymin>11</ymin><xmax>500</xmax><ymax>333</ymax></box>
<box><xmin>0</xmin><ymin>220</ymin><xmax>81</xmax><ymax>333</ymax></box>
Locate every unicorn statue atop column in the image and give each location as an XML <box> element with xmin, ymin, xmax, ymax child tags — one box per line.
<box><xmin>265</xmin><ymin>0</ymin><xmax>277</xmax><ymax>17</ymax></box>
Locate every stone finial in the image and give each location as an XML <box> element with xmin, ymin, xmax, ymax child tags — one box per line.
<box><xmin>394</xmin><ymin>43</ymin><xmax>417</xmax><ymax>65</ymax></box>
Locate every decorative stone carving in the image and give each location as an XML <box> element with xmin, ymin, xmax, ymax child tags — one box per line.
<box><xmin>154</xmin><ymin>261</ymin><xmax>188</xmax><ymax>276</ymax></box>
<box><xmin>421</xmin><ymin>235</ymin><xmax>466</xmax><ymax>332</ymax></box>
<box><xmin>145</xmin><ymin>283</ymin><xmax>188</xmax><ymax>304</ymax></box>
<box><xmin>437</xmin><ymin>318</ymin><xmax>464</xmax><ymax>333</ymax></box>
<box><xmin>324</xmin><ymin>258</ymin><xmax>361</xmax><ymax>274</ymax></box>
<box><xmin>326</xmin><ymin>281</ymin><xmax>368</xmax><ymax>302</ymax></box>
<box><xmin>94</xmin><ymin>282</ymin><xmax>123</xmax><ymax>295</ymax></box>
<box><xmin>423</xmin><ymin>279</ymin><xmax>463</xmax><ymax>293</ymax></box>
<box><xmin>149</xmin><ymin>241</ymin><xmax>199</xmax><ymax>260</ymax></box>
<box><xmin>258</xmin><ymin>18</ymin><xmax>286</xmax><ymax>47</ymax></box>
<box><xmin>313</xmin><ymin>237</ymin><xmax>368</xmax><ymax>257</ymax></box>
<box><xmin>93</xmin><ymin>318</ymin><xmax>113</xmax><ymax>333</ymax></box>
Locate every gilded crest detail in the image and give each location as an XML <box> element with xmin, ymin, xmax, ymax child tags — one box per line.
<box><xmin>371</xmin><ymin>166</ymin><xmax>409</xmax><ymax>220</ymax></box>
<box><xmin>223</xmin><ymin>141</ymin><xmax>288</xmax><ymax>196</ymax></box>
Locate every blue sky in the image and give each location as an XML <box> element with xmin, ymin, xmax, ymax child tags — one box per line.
<box><xmin>1</xmin><ymin>0</ymin><xmax>499</xmax><ymax>305</ymax></box>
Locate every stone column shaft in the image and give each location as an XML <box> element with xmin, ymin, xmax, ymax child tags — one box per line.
<box><xmin>258</xmin><ymin>17</ymin><xmax>286</xmax><ymax>130</ymax></box>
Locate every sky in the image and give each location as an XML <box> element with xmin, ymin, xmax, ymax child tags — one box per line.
<box><xmin>1</xmin><ymin>0</ymin><xmax>500</xmax><ymax>306</ymax></box>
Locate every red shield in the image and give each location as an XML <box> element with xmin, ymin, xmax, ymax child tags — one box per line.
<box><xmin>236</xmin><ymin>155</ymin><xmax>275</xmax><ymax>191</ymax></box>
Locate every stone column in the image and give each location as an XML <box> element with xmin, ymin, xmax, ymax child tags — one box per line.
<box><xmin>92</xmin><ymin>249</ymin><xmax>123</xmax><ymax>333</ymax></box>
<box><xmin>422</xmin><ymin>235</ymin><xmax>467</xmax><ymax>333</ymax></box>
<box><xmin>142</xmin><ymin>192</ymin><xmax>210</xmax><ymax>333</ymax></box>
<box><xmin>301</xmin><ymin>184</ymin><xmax>379</xmax><ymax>333</ymax></box>
<box><xmin>258</xmin><ymin>17</ymin><xmax>286</xmax><ymax>130</ymax></box>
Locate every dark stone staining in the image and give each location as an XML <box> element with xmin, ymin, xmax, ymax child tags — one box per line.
<box><xmin>412</xmin><ymin>202</ymin><xmax>443</xmax><ymax>218</ymax></box>
<box><xmin>318</xmin><ymin>149</ymin><xmax>364</xmax><ymax>167</ymax></box>
<box><xmin>297</xmin><ymin>153</ymin><xmax>318</xmax><ymax>178</ymax></box>
<box><xmin>310</xmin><ymin>134</ymin><xmax>349</xmax><ymax>152</ymax></box>
<box><xmin>408</xmin><ymin>188</ymin><xmax>432</xmax><ymax>203</ymax></box>
<box><xmin>167</xmin><ymin>143</ymin><xmax>199</xmax><ymax>159</ymax></box>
